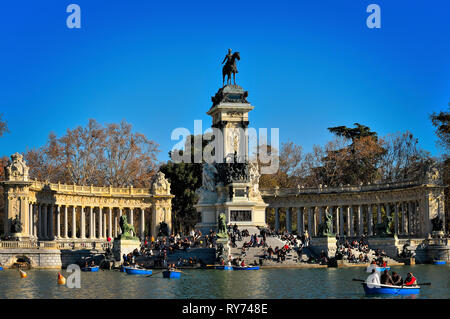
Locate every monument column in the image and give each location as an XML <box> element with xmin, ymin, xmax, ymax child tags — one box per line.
<box><xmin>339</xmin><ymin>206</ymin><xmax>344</xmax><ymax>236</ymax></box>
<box><xmin>33</xmin><ymin>204</ymin><xmax>38</xmax><ymax>238</ymax></box>
<box><xmin>99</xmin><ymin>207</ymin><xmax>103</xmax><ymax>239</ymax></box>
<box><xmin>286</xmin><ymin>208</ymin><xmax>291</xmax><ymax>233</ymax></box>
<box><xmin>308</xmin><ymin>207</ymin><xmax>313</xmax><ymax>234</ymax></box>
<box><xmin>49</xmin><ymin>204</ymin><xmax>54</xmax><ymax>240</ymax></box>
<box><xmin>71</xmin><ymin>206</ymin><xmax>77</xmax><ymax>239</ymax></box>
<box><xmin>80</xmin><ymin>206</ymin><xmax>86</xmax><ymax>239</ymax></box>
<box><xmin>318</xmin><ymin>207</ymin><xmax>324</xmax><ymax>227</ymax></box>
<box><xmin>345</xmin><ymin>206</ymin><xmax>351</xmax><ymax>236</ymax></box>
<box><xmin>357</xmin><ymin>205</ymin><xmax>363</xmax><ymax>236</ymax></box>
<box><xmin>377</xmin><ymin>204</ymin><xmax>382</xmax><ymax>224</ymax></box>
<box><xmin>394</xmin><ymin>203</ymin><xmax>399</xmax><ymax>235</ymax></box>
<box><xmin>296</xmin><ymin>207</ymin><xmax>302</xmax><ymax>235</ymax></box>
<box><xmin>108</xmin><ymin>207</ymin><xmax>113</xmax><ymax>239</ymax></box>
<box><xmin>274</xmin><ymin>207</ymin><xmax>279</xmax><ymax>232</ymax></box>
<box><xmin>140</xmin><ymin>207</ymin><xmax>145</xmax><ymax>240</ymax></box>
<box><xmin>129</xmin><ymin>208</ymin><xmax>134</xmax><ymax>231</ymax></box>
<box><xmin>56</xmin><ymin>205</ymin><xmax>61</xmax><ymax>239</ymax></box>
<box><xmin>408</xmin><ymin>201</ymin><xmax>413</xmax><ymax>235</ymax></box>
<box><xmin>43</xmin><ymin>204</ymin><xmax>48</xmax><ymax>240</ymax></box>
<box><xmin>64</xmin><ymin>206</ymin><xmax>68</xmax><ymax>239</ymax></box>
<box><xmin>367</xmin><ymin>204</ymin><xmax>373</xmax><ymax>236</ymax></box>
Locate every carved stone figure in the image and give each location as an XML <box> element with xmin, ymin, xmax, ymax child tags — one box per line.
<box><xmin>118</xmin><ymin>215</ymin><xmax>136</xmax><ymax>239</ymax></box>
<box><xmin>248</xmin><ymin>162</ymin><xmax>262</xmax><ymax>200</ymax></box>
<box><xmin>318</xmin><ymin>210</ymin><xmax>334</xmax><ymax>237</ymax></box>
<box><xmin>10</xmin><ymin>215</ymin><xmax>23</xmax><ymax>234</ymax></box>
<box><xmin>217</xmin><ymin>213</ymin><xmax>227</xmax><ymax>238</ymax></box>
<box><xmin>222</xmin><ymin>49</ymin><xmax>240</xmax><ymax>86</ymax></box>
<box><xmin>5</xmin><ymin>153</ymin><xmax>29</xmax><ymax>182</ymax></box>
<box><xmin>151</xmin><ymin>171</ymin><xmax>171</xmax><ymax>195</ymax></box>
<box><xmin>374</xmin><ymin>215</ymin><xmax>394</xmax><ymax>237</ymax></box>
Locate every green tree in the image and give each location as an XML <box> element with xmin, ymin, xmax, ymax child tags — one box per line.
<box><xmin>159</xmin><ymin>134</ymin><xmax>209</xmax><ymax>233</ymax></box>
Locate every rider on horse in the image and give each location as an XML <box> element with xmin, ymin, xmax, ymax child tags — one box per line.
<box><xmin>222</xmin><ymin>49</ymin><xmax>237</xmax><ymax>74</ymax></box>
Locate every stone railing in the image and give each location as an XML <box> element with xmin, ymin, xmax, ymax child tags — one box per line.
<box><xmin>0</xmin><ymin>241</ymin><xmax>38</xmax><ymax>249</ymax></box>
<box><xmin>0</xmin><ymin>240</ymin><xmax>115</xmax><ymax>251</ymax></box>
<box><xmin>261</xmin><ymin>181</ymin><xmax>427</xmax><ymax>197</ymax></box>
<box><xmin>29</xmin><ymin>180</ymin><xmax>152</xmax><ymax>196</ymax></box>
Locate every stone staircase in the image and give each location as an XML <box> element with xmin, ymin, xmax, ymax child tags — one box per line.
<box><xmin>229</xmin><ymin>227</ymin><xmax>302</xmax><ymax>265</ymax></box>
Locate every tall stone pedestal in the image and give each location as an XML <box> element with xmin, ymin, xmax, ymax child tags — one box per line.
<box><xmin>113</xmin><ymin>239</ymin><xmax>140</xmax><ymax>263</ymax></box>
<box><xmin>310</xmin><ymin>237</ymin><xmax>337</xmax><ymax>258</ymax></box>
<box><xmin>216</xmin><ymin>237</ymin><xmax>230</xmax><ymax>263</ymax></box>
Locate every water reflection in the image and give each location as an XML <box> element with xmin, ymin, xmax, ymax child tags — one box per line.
<box><xmin>0</xmin><ymin>265</ymin><xmax>448</xmax><ymax>299</ymax></box>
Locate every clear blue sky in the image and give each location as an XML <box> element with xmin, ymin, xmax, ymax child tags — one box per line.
<box><xmin>0</xmin><ymin>0</ymin><xmax>449</xmax><ymax>163</ymax></box>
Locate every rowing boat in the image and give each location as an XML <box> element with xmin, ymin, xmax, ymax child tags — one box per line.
<box><xmin>215</xmin><ymin>266</ymin><xmax>233</xmax><ymax>270</ymax></box>
<box><xmin>162</xmin><ymin>270</ymin><xmax>181</xmax><ymax>278</ymax></box>
<box><xmin>82</xmin><ymin>266</ymin><xmax>99</xmax><ymax>272</ymax></box>
<box><xmin>362</xmin><ymin>282</ymin><xmax>420</xmax><ymax>295</ymax></box>
<box><xmin>125</xmin><ymin>267</ymin><xmax>152</xmax><ymax>275</ymax></box>
<box><xmin>232</xmin><ymin>266</ymin><xmax>260</xmax><ymax>270</ymax></box>
<box><xmin>433</xmin><ymin>260</ymin><xmax>446</xmax><ymax>265</ymax></box>
<box><xmin>366</xmin><ymin>265</ymin><xmax>390</xmax><ymax>273</ymax></box>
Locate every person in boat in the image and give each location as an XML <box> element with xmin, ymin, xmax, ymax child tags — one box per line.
<box><xmin>404</xmin><ymin>272</ymin><xmax>417</xmax><ymax>286</ymax></box>
<box><xmin>380</xmin><ymin>269</ymin><xmax>395</xmax><ymax>285</ymax></box>
<box><xmin>391</xmin><ymin>272</ymin><xmax>403</xmax><ymax>286</ymax></box>
<box><xmin>240</xmin><ymin>260</ymin><xmax>246</xmax><ymax>267</ymax></box>
<box><xmin>91</xmin><ymin>260</ymin><xmax>95</xmax><ymax>267</ymax></box>
<box><xmin>366</xmin><ymin>269</ymin><xmax>381</xmax><ymax>286</ymax></box>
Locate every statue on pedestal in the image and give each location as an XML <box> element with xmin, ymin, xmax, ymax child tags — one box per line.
<box><xmin>118</xmin><ymin>215</ymin><xmax>137</xmax><ymax>240</ymax></box>
<box><xmin>222</xmin><ymin>49</ymin><xmax>240</xmax><ymax>86</ymax></box>
<box><xmin>374</xmin><ymin>215</ymin><xmax>394</xmax><ymax>237</ymax></box>
<box><xmin>217</xmin><ymin>213</ymin><xmax>227</xmax><ymax>238</ymax></box>
<box><xmin>318</xmin><ymin>211</ymin><xmax>334</xmax><ymax>237</ymax></box>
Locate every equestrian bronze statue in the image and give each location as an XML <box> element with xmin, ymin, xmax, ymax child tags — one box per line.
<box><xmin>222</xmin><ymin>49</ymin><xmax>240</xmax><ymax>87</ymax></box>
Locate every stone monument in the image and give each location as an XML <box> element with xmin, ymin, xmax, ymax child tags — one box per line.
<box><xmin>113</xmin><ymin>215</ymin><xmax>140</xmax><ymax>263</ymax></box>
<box><xmin>195</xmin><ymin>50</ymin><xmax>268</xmax><ymax>232</ymax></box>
<box><xmin>1</xmin><ymin>153</ymin><xmax>32</xmax><ymax>240</ymax></box>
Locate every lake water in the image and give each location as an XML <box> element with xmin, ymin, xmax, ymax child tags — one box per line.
<box><xmin>0</xmin><ymin>265</ymin><xmax>448</xmax><ymax>299</ymax></box>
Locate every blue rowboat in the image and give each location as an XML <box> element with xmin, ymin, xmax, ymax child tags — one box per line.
<box><xmin>215</xmin><ymin>266</ymin><xmax>233</xmax><ymax>270</ymax></box>
<box><xmin>163</xmin><ymin>270</ymin><xmax>181</xmax><ymax>278</ymax></box>
<box><xmin>233</xmin><ymin>266</ymin><xmax>260</xmax><ymax>270</ymax></box>
<box><xmin>125</xmin><ymin>267</ymin><xmax>152</xmax><ymax>275</ymax></box>
<box><xmin>82</xmin><ymin>266</ymin><xmax>99</xmax><ymax>272</ymax></box>
<box><xmin>362</xmin><ymin>283</ymin><xmax>420</xmax><ymax>295</ymax></box>
<box><xmin>376</xmin><ymin>267</ymin><xmax>390</xmax><ymax>272</ymax></box>
<box><xmin>0</xmin><ymin>266</ymin><xmax>3</xmax><ymax>271</ymax></box>
<box><xmin>433</xmin><ymin>260</ymin><xmax>446</xmax><ymax>265</ymax></box>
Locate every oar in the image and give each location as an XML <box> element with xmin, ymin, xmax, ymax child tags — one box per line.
<box><xmin>146</xmin><ymin>270</ymin><xmax>164</xmax><ymax>277</ymax></box>
<box><xmin>352</xmin><ymin>279</ymin><xmax>365</xmax><ymax>282</ymax></box>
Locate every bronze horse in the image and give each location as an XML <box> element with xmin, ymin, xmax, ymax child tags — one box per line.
<box><xmin>222</xmin><ymin>52</ymin><xmax>240</xmax><ymax>86</ymax></box>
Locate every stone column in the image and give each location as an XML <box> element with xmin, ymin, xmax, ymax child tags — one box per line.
<box><xmin>401</xmin><ymin>202</ymin><xmax>405</xmax><ymax>234</ymax></box>
<box><xmin>308</xmin><ymin>207</ymin><xmax>313</xmax><ymax>234</ymax></box>
<box><xmin>99</xmin><ymin>207</ymin><xmax>103</xmax><ymax>239</ymax></box>
<box><xmin>56</xmin><ymin>205</ymin><xmax>61</xmax><ymax>239</ymax></box>
<box><xmin>140</xmin><ymin>207</ymin><xmax>145</xmax><ymax>240</ymax></box>
<box><xmin>345</xmin><ymin>206</ymin><xmax>351</xmax><ymax>236</ymax></box>
<box><xmin>43</xmin><ymin>204</ymin><xmax>48</xmax><ymax>240</ymax></box>
<box><xmin>108</xmin><ymin>207</ymin><xmax>113</xmax><ymax>239</ymax></box>
<box><xmin>49</xmin><ymin>205</ymin><xmax>54</xmax><ymax>240</ymax></box>
<box><xmin>92</xmin><ymin>207</ymin><xmax>97</xmax><ymax>238</ymax></box>
<box><xmin>350</xmin><ymin>206</ymin><xmax>354</xmax><ymax>237</ymax></box>
<box><xmin>394</xmin><ymin>203</ymin><xmax>399</xmax><ymax>235</ymax></box>
<box><xmin>64</xmin><ymin>206</ymin><xmax>68</xmax><ymax>238</ymax></box>
<box><xmin>408</xmin><ymin>201</ymin><xmax>413</xmax><ymax>235</ymax></box>
<box><xmin>103</xmin><ymin>213</ymin><xmax>107</xmax><ymax>238</ymax></box>
<box><xmin>33</xmin><ymin>204</ymin><xmax>38</xmax><ymax>238</ymax></box>
<box><xmin>377</xmin><ymin>204</ymin><xmax>382</xmax><ymax>224</ymax></box>
<box><xmin>275</xmin><ymin>207</ymin><xmax>279</xmax><ymax>232</ymax></box>
<box><xmin>367</xmin><ymin>204</ymin><xmax>373</xmax><ymax>236</ymax></box>
<box><xmin>80</xmin><ymin>206</ymin><xmax>86</xmax><ymax>239</ymax></box>
<box><xmin>339</xmin><ymin>206</ymin><xmax>344</xmax><ymax>236</ymax></box>
<box><xmin>286</xmin><ymin>207</ymin><xmax>291</xmax><ymax>233</ymax></box>
<box><xmin>357</xmin><ymin>205</ymin><xmax>363</xmax><ymax>236</ymax></box>
<box><xmin>130</xmin><ymin>208</ymin><xmax>134</xmax><ymax>231</ymax></box>
<box><xmin>114</xmin><ymin>209</ymin><xmax>119</xmax><ymax>237</ymax></box>
<box><xmin>72</xmin><ymin>206</ymin><xmax>77</xmax><ymax>239</ymax></box>
<box><xmin>318</xmin><ymin>207</ymin><xmax>324</xmax><ymax>226</ymax></box>
<box><xmin>297</xmin><ymin>207</ymin><xmax>303</xmax><ymax>235</ymax></box>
